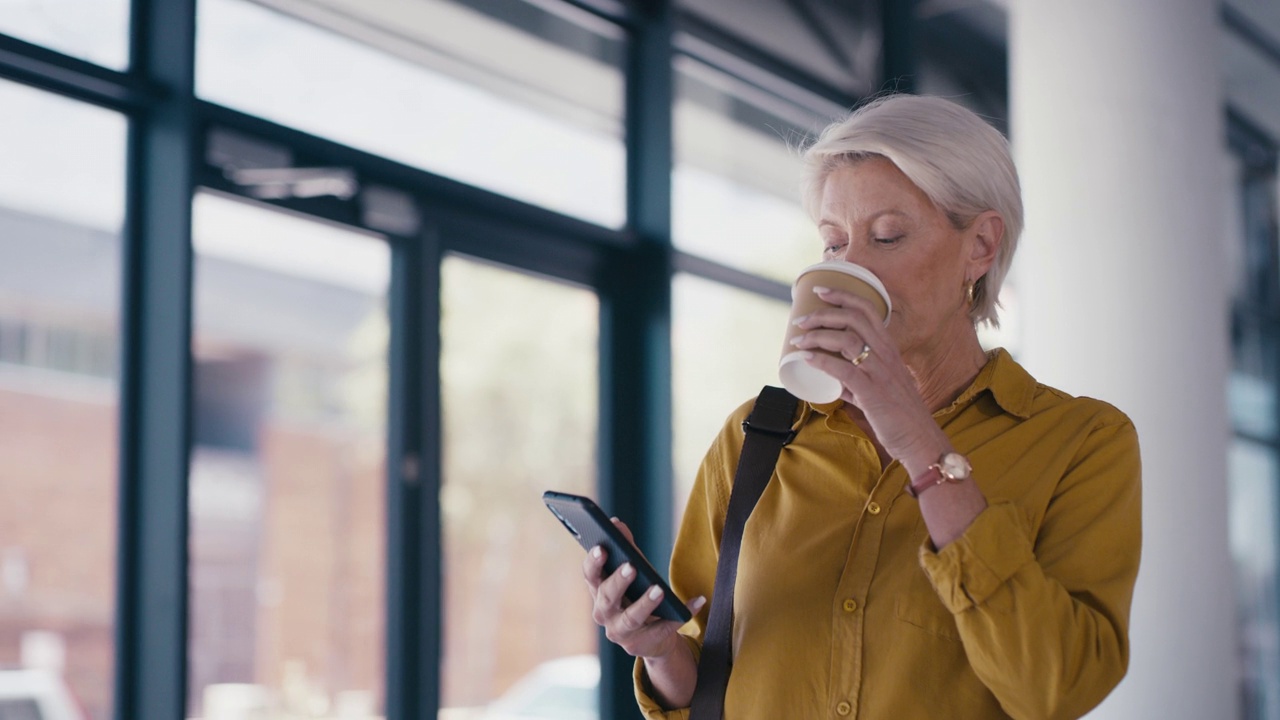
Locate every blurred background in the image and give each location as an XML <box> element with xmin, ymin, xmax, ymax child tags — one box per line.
<box><xmin>0</xmin><ymin>0</ymin><xmax>1270</xmax><ymax>718</ymax></box>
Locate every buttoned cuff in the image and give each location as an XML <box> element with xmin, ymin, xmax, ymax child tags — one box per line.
<box><xmin>633</xmin><ymin>634</ymin><xmax>702</xmax><ymax>720</ymax></box>
<box><xmin>918</xmin><ymin>501</ymin><xmax>1035</xmax><ymax>613</ymax></box>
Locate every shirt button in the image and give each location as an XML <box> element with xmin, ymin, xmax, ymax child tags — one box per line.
<box><xmin>843</xmin><ymin>598</ymin><xmax>857</xmax><ymax>613</ymax></box>
<box><xmin>867</xmin><ymin>501</ymin><xmax>881</xmax><ymax>515</ymax></box>
<box><xmin>837</xmin><ymin>701</ymin><xmax>852</xmax><ymax>716</ymax></box>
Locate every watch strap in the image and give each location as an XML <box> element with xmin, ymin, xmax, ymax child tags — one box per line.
<box><xmin>906</xmin><ymin>452</ymin><xmax>970</xmax><ymax>498</ymax></box>
<box><xmin>905</xmin><ymin>464</ymin><xmax>944</xmax><ymax>498</ymax></box>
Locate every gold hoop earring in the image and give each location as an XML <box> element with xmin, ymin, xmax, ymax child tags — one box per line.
<box><xmin>965</xmin><ymin>280</ymin><xmax>976</xmax><ymax>307</ymax></box>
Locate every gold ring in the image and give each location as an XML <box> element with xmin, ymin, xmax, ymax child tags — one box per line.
<box><xmin>851</xmin><ymin>344</ymin><xmax>872</xmax><ymax>366</ymax></box>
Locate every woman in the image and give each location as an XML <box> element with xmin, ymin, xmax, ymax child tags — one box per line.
<box><xmin>583</xmin><ymin>94</ymin><xmax>1141</xmax><ymax>720</ymax></box>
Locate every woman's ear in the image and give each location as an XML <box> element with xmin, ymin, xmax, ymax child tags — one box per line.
<box><xmin>968</xmin><ymin>210</ymin><xmax>1003</xmax><ymax>278</ymax></box>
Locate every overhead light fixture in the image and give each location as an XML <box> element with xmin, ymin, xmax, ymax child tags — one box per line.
<box><xmin>225</xmin><ymin>166</ymin><xmax>359</xmax><ymax>201</ymax></box>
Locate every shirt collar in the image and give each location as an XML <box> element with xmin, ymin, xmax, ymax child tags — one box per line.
<box><xmin>948</xmin><ymin>347</ymin><xmax>1036</xmax><ymax>420</ymax></box>
<box><xmin>803</xmin><ymin>347</ymin><xmax>1036</xmax><ymax>421</ymax></box>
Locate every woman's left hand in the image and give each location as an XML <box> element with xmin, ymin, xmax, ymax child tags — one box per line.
<box><xmin>793</xmin><ymin>285</ymin><xmax>989</xmax><ymax>548</ymax></box>
<box><xmin>789</xmin><ymin>286</ymin><xmax>947</xmax><ymax>465</ymax></box>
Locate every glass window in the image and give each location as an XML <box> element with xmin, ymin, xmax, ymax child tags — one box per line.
<box><xmin>1224</xmin><ymin>17</ymin><xmax>1280</xmax><ymax>150</ymax></box>
<box><xmin>1230</xmin><ymin>369</ymin><xmax>1277</xmax><ymax>440</ymax></box>
<box><xmin>1227</xmin><ymin>134</ymin><xmax>1280</xmax><ymax>444</ymax></box>
<box><xmin>440</xmin><ymin>255</ymin><xmax>599</xmax><ymax>717</ymax></box>
<box><xmin>1225</xmin><ymin>43</ymin><xmax>1280</xmax><ymax>712</ymax></box>
<box><xmin>197</xmin><ymin>0</ymin><xmax>626</xmax><ymax>228</ymax></box>
<box><xmin>0</xmin><ymin>79</ymin><xmax>127</xmax><ymax>720</ymax></box>
<box><xmin>187</xmin><ymin>192</ymin><xmax>390</xmax><ymax>720</ymax></box>
<box><xmin>671</xmin><ymin>274</ymin><xmax>790</xmax><ymax>517</ymax></box>
<box><xmin>672</xmin><ymin>59</ymin><xmax>826</xmax><ymax>283</ymax></box>
<box><xmin>0</xmin><ymin>0</ymin><xmax>130</xmax><ymax>69</ymax></box>
<box><xmin>1230</xmin><ymin>439</ymin><xmax>1280</xmax><ymax>720</ymax></box>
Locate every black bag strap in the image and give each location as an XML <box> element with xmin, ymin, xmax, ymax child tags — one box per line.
<box><xmin>689</xmin><ymin>386</ymin><xmax>798</xmax><ymax>720</ymax></box>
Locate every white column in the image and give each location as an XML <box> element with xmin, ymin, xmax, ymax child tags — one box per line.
<box><xmin>1009</xmin><ymin>1</ymin><xmax>1233</xmax><ymax>718</ymax></box>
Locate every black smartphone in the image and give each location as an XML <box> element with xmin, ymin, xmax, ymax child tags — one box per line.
<box><xmin>543</xmin><ymin>490</ymin><xmax>692</xmax><ymax>624</ymax></box>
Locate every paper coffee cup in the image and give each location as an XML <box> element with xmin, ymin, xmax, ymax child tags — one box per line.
<box><xmin>779</xmin><ymin>261</ymin><xmax>891</xmax><ymax>404</ymax></box>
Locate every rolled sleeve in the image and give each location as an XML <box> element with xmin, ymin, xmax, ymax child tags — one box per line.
<box><xmin>633</xmin><ymin>635</ymin><xmax>702</xmax><ymax>720</ymax></box>
<box><xmin>918</xmin><ymin>501</ymin><xmax>1036</xmax><ymax>613</ymax></box>
<box><xmin>633</xmin><ymin>661</ymin><xmax>690</xmax><ymax>720</ymax></box>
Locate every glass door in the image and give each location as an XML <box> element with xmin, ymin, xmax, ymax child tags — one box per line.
<box><xmin>439</xmin><ymin>254</ymin><xmax>600</xmax><ymax>719</ymax></box>
<box><xmin>186</xmin><ymin>191</ymin><xmax>391</xmax><ymax>720</ymax></box>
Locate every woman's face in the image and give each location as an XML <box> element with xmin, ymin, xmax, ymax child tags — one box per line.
<box><xmin>817</xmin><ymin>156</ymin><xmax>998</xmax><ymax>360</ymax></box>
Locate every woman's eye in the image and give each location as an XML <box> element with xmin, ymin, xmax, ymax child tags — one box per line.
<box><xmin>874</xmin><ymin>235</ymin><xmax>903</xmax><ymax>246</ymax></box>
<box><xmin>823</xmin><ymin>243</ymin><xmax>847</xmax><ymax>256</ymax></box>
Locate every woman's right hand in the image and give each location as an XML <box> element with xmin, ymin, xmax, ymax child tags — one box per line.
<box><xmin>583</xmin><ymin>518</ymin><xmax>705</xmax><ymax>709</ymax></box>
<box><xmin>582</xmin><ymin>518</ymin><xmax>706</xmax><ymax>660</ymax></box>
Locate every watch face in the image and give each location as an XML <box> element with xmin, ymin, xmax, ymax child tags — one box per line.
<box><xmin>941</xmin><ymin>452</ymin><xmax>971</xmax><ymax>480</ymax></box>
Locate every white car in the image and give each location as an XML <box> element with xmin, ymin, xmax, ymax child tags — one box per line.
<box><xmin>481</xmin><ymin>655</ymin><xmax>599</xmax><ymax>720</ymax></box>
<box><xmin>0</xmin><ymin>669</ymin><xmax>85</xmax><ymax>720</ymax></box>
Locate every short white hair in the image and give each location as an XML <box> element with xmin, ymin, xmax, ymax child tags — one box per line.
<box><xmin>801</xmin><ymin>94</ymin><xmax>1022</xmax><ymax>327</ymax></box>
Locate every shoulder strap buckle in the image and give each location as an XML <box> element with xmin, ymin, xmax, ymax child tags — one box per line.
<box><xmin>740</xmin><ymin>385</ymin><xmax>799</xmax><ymax>446</ymax></box>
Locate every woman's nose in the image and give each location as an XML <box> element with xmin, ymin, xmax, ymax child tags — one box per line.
<box><xmin>838</xmin><ymin>245</ymin><xmax>880</xmax><ymax>277</ymax></box>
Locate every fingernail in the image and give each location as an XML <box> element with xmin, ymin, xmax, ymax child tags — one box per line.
<box><xmin>812</xmin><ymin>286</ymin><xmax>831</xmax><ymax>294</ymax></box>
<box><xmin>789</xmin><ymin>335</ymin><xmax>805</xmax><ymax>346</ymax></box>
<box><xmin>610</xmin><ymin>516</ymin><xmax>621</xmax><ymax>524</ymax></box>
<box><xmin>621</xmin><ymin>563</ymin><xmax>634</xmax><ymax>578</ymax></box>
<box><xmin>648</xmin><ymin>586</ymin><xmax>663</xmax><ymax>601</ymax></box>
<box><xmin>797</xmin><ymin>351</ymin><xmax>815</xmax><ymax>360</ymax></box>
<box><xmin>691</xmin><ymin>596</ymin><xmax>707</xmax><ymax>611</ymax></box>
<box><xmin>591</xmin><ymin>547</ymin><xmax>602</xmax><ymax>559</ymax></box>
<box><xmin>791</xmin><ymin>314</ymin><xmax>809</xmax><ymax>326</ymax></box>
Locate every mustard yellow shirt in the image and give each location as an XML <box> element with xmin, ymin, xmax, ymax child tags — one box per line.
<box><xmin>635</xmin><ymin>349</ymin><xmax>1142</xmax><ymax>720</ymax></box>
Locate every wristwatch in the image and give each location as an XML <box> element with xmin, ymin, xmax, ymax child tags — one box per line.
<box><xmin>905</xmin><ymin>451</ymin><xmax>972</xmax><ymax>498</ymax></box>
